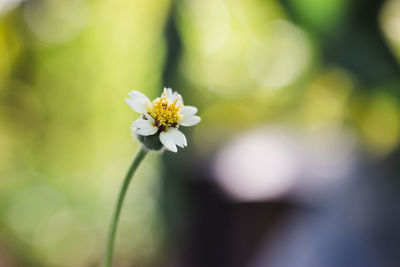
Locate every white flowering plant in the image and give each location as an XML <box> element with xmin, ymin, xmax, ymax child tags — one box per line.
<box><xmin>104</xmin><ymin>87</ymin><xmax>200</xmax><ymax>267</ymax></box>
<box><xmin>126</xmin><ymin>88</ymin><xmax>200</xmax><ymax>152</ymax></box>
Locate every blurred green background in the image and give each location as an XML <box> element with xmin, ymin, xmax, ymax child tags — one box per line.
<box><xmin>0</xmin><ymin>0</ymin><xmax>399</xmax><ymax>266</ymax></box>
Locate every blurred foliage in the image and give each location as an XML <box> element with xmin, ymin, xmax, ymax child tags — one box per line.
<box><xmin>0</xmin><ymin>0</ymin><xmax>170</xmax><ymax>266</ymax></box>
<box><xmin>0</xmin><ymin>0</ymin><xmax>399</xmax><ymax>266</ymax></box>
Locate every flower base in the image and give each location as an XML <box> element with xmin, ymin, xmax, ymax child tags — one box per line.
<box><xmin>136</xmin><ymin>133</ymin><xmax>164</xmax><ymax>151</ymax></box>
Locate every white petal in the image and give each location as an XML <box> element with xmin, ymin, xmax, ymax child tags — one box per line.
<box><xmin>132</xmin><ymin>118</ymin><xmax>147</xmax><ymax>128</ymax></box>
<box><xmin>131</xmin><ymin>118</ymin><xmax>158</xmax><ymax>136</ymax></box>
<box><xmin>180</xmin><ymin>115</ymin><xmax>201</xmax><ymax>127</ymax></box>
<box><xmin>159</xmin><ymin>131</ymin><xmax>178</xmax><ymax>152</ymax></box>
<box><xmin>163</xmin><ymin>87</ymin><xmax>183</xmax><ymax>105</ymax></box>
<box><xmin>167</xmin><ymin>127</ymin><xmax>187</xmax><ymax>148</ymax></box>
<box><xmin>143</xmin><ymin>113</ymin><xmax>155</xmax><ymax>123</ymax></box>
<box><xmin>174</xmin><ymin>92</ymin><xmax>184</xmax><ymax>106</ymax></box>
<box><xmin>180</xmin><ymin>106</ymin><xmax>198</xmax><ymax>117</ymax></box>
<box><xmin>126</xmin><ymin>90</ymin><xmax>151</xmax><ymax>113</ymax></box>
<box><xmin>137</xmin><ymin>126</ymin><xmax>158</xmax><ymax>136</ymax></box>
<box><xmin>128</xmin><ymin>90</ymin><xmax>150</xmax><ymax>101</ymax></box>
<box><xmin>164</xmin><ymin>87</ymin><xmax>174</xmax><ymax>99</ymax></box>
<box><xmin>174</xmin><ymin>92</ymin><xmax>183</xmax><ymax>104</ymax></box>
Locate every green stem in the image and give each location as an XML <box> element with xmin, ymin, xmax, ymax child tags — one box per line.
<box><xmin>104</xmin><ymin>146</ymin><xmax>148</xmax><ymax>267</ymax></box>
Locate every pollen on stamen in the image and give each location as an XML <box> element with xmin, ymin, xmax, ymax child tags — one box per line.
<box><xmin>147</xmin><ymin>95</ymin><xmax>183</xmax><ymax>130</ymax></box>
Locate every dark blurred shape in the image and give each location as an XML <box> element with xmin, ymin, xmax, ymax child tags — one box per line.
<box><xmin>282</xmin><ymin>0</ymin><xmax>400</xmax><ymax>86</ymax></box>
<box><xmin>249</xmin><ymin>150</ymin><xmax>400</xmax><ymax>267</ymax></box>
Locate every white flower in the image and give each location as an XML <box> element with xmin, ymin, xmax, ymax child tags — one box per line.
<box><xmin>125</xmin><ymin>88</ymin><xmax>201</xmax><ymax>152</ymax></box>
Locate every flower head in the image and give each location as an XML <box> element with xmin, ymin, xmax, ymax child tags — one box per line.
<box><xmin>125</xmin><ymin>88</ymin><xmax>201</xmax><ymax>152</ymax></box>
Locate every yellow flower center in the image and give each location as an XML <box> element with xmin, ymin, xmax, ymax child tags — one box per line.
<box><xmin>147</xmin><ymin>92</ymin><xmax>183</xmax><ymax>130</ymax></box>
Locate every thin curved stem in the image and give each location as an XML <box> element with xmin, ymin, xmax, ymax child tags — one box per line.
<box><xmin>104</xmin><ymin>146</ymin><xmax>148</xmax><ymax>267</ymax></box>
